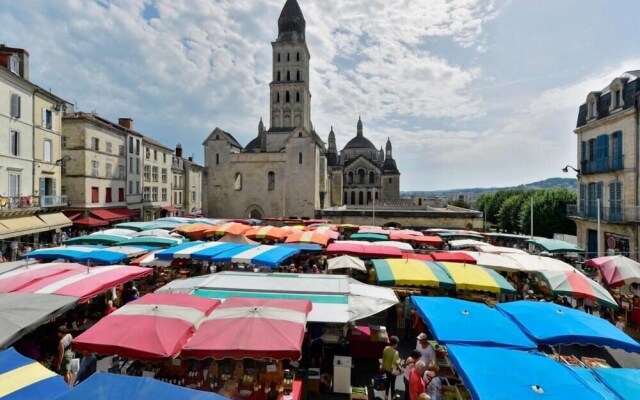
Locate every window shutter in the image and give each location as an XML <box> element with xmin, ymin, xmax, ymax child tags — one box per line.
<box><xmin>42</xmin><ymin>108</ymin><xmax>46</xmax><ymax>128</ymax></box>
<box><xmin>39</xmin><ymin>178</ymin><xmax>45</xmax><ymax>196</ymax></box>
<box><xmin>52</xmin><ymin>178</ymin><xmax>57</xmax><ymax>196</ymax></box>
<box><xmin>609</xmin><ymin>182</ymin><xmax>615</xmax><ymax>209</ymax></box>
<box><xmin>581</xmin><ymin>141</ymin><xmax>586</xmax><ymax>161</ymax></box>
<box><xmin>597</xmin><ymin>181</ymin><xmax>603</xmax><ymax>204</ymax></box>
<box><xmin>579</xmin><ymin>183</ymin><xmax>586</xmax><ymax>214</ymax></box>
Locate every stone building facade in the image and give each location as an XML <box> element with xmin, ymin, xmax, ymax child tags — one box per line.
<box><xmin>203</xmin><ymin>0</ymin><xmax>401</xmax><ymax>219</ymax></box>
<box><xmin>568</xmin><ymin>71</ymin><xmax>640</xmax><ymax>259</ymax></box>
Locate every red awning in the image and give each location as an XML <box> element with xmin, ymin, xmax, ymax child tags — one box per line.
<box><xmin>63</xmin><ymin>211</ymin><xmax>82</xmax><ymax>221</ymax></box>
<box><xmin>161</xmin><ymin>206</ymin><xmax>178</xmax><ymax>212</ymax></box>
<box><xmin>430</xmin><ymin>252</ymin><xmax>477</xmax><ymax>263</ymax></box>
<box><xmin>73</xmin><ymin>217</ymin><xmax>109</xmax><ymax>227</ymax></box>
<box><xmin>89</xmin><ymin>209</ymin><xmax>130</xmax><ymax>222</ymax></box>
<box><xmin>110</xmin><ymin>207</ymin><xmax>138</xmax><ymax>217</ymax></box>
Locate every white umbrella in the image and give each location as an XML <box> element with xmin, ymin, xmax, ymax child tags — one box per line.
<box><xmin>132</xmin><ymin>229</ymin><xmax>174</xmax><ymax>238</ymax></box>
<box><xmin>376</xmin><ymin>241</ymin><xmax>414</xmax><ymax>251</ymax></box>
<box><xmin>455</xmin><ymin>251</ymin><xmax>523</xmax><ymax>272</ymax></box>
<box><xmin>98</xmin><ymin>229</ymin><xmax>137</xmax><ymax>237</ymax></box>
<box><xmin>504</xmin><ymin>253</ymin><xmax>575</xmax><ymax>273</ymax></box>
<box><xmin>477</xmin><ymin>244</ymin><xmax>527</xmax><ymax>254</ymax></box>
<box><xmin>449</xmin><ymin>239</ymin><xmax>488</xmax><ymax>249</ymax></box>
<box><xmin>328</xmin><ymin>255</ymin><xmax>367</xmax><ymax>272</ymax></box>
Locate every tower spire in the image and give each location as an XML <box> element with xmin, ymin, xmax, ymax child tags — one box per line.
<box><xmin>277</xmin><ymin>0</ymin><xmax>306</xmax><ymax>42</ymax></box>
<box><xmin>357</xmin><ymin>116</ymin><xmax>363</xmax><ymax>137</ymax></box>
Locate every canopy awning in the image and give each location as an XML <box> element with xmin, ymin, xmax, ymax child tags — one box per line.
<box><xmin>172</xmin><ymin>223</ymin><xmax>213</xmax><ymax>240</ymax></box>
<box><xmin>327</xmin><ymin>255</ymin><xmax>366</xmax><ymax>272</ymax></box>
<box><xmin>207</xmin><ymin>244</ymin><xmax>301</xmax><ymax>268</ymax></box>
<box><xmin>0</xmin><ymin>293</ymin><xmax>77</xmax><ymax>348</ymax></box>
<box><xmin>73</xmin><ymin>293</ymin><xmax>220</xmax><ymax>360</ymax></box>
<box><xmin>525</xmin><ymin>238</ymin><xmax>584</xmax><ymax>253</ymax></box>
<box><xmin>454</xmin><ymin>251</ymin><xmax>524</xmax><ymax>272</ymax></box>
<box><xmin>0</xmin><ymin>263</ymin><xmax>152</xmax><ymax>303</ymax></box>
<box><xmin>117</xmin><ymin>236</ymin><xmax>183</xmax><ymax>248</ymax></box>
<box><xmin>89</xmin><ymin>209</ymin><xmax>129</xmax><ymax>222</ymax></box>
<box><xmin>73</xmin><ymin>217</ymin><xmax>109</xmax><ymax>227</ymax></box>
<box><xmin>155</xmin><ymin>241</ymin><xmax>207</xmax><ymax>260</ymax></box>
<box><xmin>75</xmin><ymin>246</ymin><xmax>152</xmax><ymax>265</ymax></box>
<box><xmin>447</xmin><ymin>345</ymin><xmax>610</xmax><ymax>400</ymax></box>
<box><xmin>503</xmin><ymin>253</ymin><xmax>576</xmax><ymax>272</ymax></box>
<box><xmin>372</xmin><ymin>259</ymin><xmax>454</xmax><ymax>288</ymax></box>
<box><xmin>285</xmin><ymin>231</ymin><xmax>332</xmax><ymax>246</ymax></box>
<box><xmin>189</xmin><ymin>243</ymin><xmax>245</xmax><ymax>261</ymax></box>
<box><xmin>593</xmin><ymin>368</ymin><xmax>640</xmax><ymax>400</ymax></box>
<box><xmin>245</xmin><ymin>226</ymin><xmax>291</xmax><ymax>241</ymax></box>
<box><xmin>161</xmin><ymin>205</ymin><xmax>179</xmax><ymax>212</ymax></box>
<box><xmin>0</xmin><ymin>348</ymin><xmax>69</xmax><ymax>400</ymax></box>
<box><xmin>437</xmin><ymin>262</ymin><xmax>516</xmax><ymax>293</ymax></box>
<box><xmin>64</xmin><ymin>233</ymin><xmax>130</xmax><ymax>246</ymax></box>
<box><xmin>204</xmin><ymin>222</ymin><xmax>252</xmax><ymax>236</ymax></box>
<box><xmin>349</xmin><ymin>233</ymin><xmax>389</xmax><ymax>242</ymax></box>
<box><xmin>429</xmin><ymin>252</ymin><xmax>477</xmax><ymax>263</ymax></box>
<box><xmin>181</xmin><ymin>297</ymin><xmax>311</xmax><ymax>360</ymax></box>
<box><xmin>22</xmin><ymin>245</ymin><xmax>103</xmax><ymax>261</ymax></box>
<box><xmin>326</xmin><ymin>241</ymin><xmax>404</xmax><ymax>258</ymax></box>
<box><xmin>168</xmin><ymin>271</ymin><xmax>398</xmax><ymax>323</ymax></box>
<box><xmin>412</xmin><ymin>297</ymin><xmax>535</xmax><ymax>349</ymax></box>
<box><xmin>0</xmin><ymin>216</ymin><xmax>50</xmax><ymax>239</ymax></box>
<box><xmin>110</xmin><ymin>207</ymin><xmax>138</xmax><ymax>217</ymax></box>
<box><xmin>497</xmin><ymin>301</ymin><xmax>640</xmax><ymax>352</ymax></box>
<box><xmin>37</xmin><ymin>212</ymin><xmax>72</xmax><ymax>230</ymax></box>
<box><xmin>56</xmin><ymin>372</ymin><xmax>226</xmax><ymax>400</ymax></box>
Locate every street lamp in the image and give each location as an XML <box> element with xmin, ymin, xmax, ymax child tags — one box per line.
<box><xmin>562</xmin><ymin>165</ymin><xmax>580</xmax><ymax>174</ymax></box>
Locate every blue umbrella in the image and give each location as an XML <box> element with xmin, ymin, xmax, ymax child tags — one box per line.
<box><xmin>0</xmin><ymin>347</ymin><xmax>69</xmax><ymax>400</ymax></box>
<box><xmin>594</xmin><ymin>368</ymin><xmax>640</xmax><ymax>400</ymax></box>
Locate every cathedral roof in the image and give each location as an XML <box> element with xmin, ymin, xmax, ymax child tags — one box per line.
<box><xmin>383</xmin><ymin>158</ymin><xmax>400</xmax><ymax>173</ymax></box>
<box><xmin>277</xmin><ymin>0</ymin><xmax>305</xmax><ymax>41</ymax></box>
<box><xmin>343</xmin><ymin>135</ymin><xmax>378</xmax><ymax>151</ymax></box>
<box><xmin>279</xmin><ymin>0</ymin><xmax>305</xmax><ymax>22</ymax></box>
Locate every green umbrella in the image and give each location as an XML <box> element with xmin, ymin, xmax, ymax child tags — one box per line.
<box><xmin>349</xmin><ymin>233</ymin><xmax>389</xmax><ymax>242</ymax></box>
<box><xmin>114</xmin><ymin>221</ymin><xmax>156</xmax><ymax>232</ymax></box>
<box><xmin>117</xmin><ymin>236</ymin><xmax>184</xmax><ymax>248</ymax></box>
<box><xmin>63</xmin><ymin>234</ymin><xmax>130</xmax><ymax>246</ymax></box>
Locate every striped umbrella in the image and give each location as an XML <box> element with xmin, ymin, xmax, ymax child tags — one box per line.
<box><xmin>0</xmin><ymin>348</ymin><xmax>69</xmax><ymax>399</ymax></box>
<box><xmin>245</xmin><ymin>226</ymin><xmax>291</xmax><ymax>241</ymax></box>
<box><xmin>537</xmin><ymin>269</ymin><xmax>618</xmax><ymax>308</ymax></box>
<box><xmin>437</xmin><ymin>262</ymin><xmax>516</xmax><ymax>294</ymax></box>
<box><xmin>307</xmin><ymin>226</ymin><xmax>340</xmax><ymax>239</ymax></box>
<box><xmin>204</xmin><ymin>222</ymin><xmax>251</xmax><ymax>237</ymax></box>
<box><xmin>285</xmin><ymin>231</ymin><xmax>332</xmax><ymax>246</ymax></box>
<box><xmin>172</xmin><ymin>222</ymin><xmax>214</xmax><ymax>240</ymax></box>
<box><xmin>586</xmin><ymin>255</ymin><xmax>640</xmax><ymax>288</ymax></box>
<box><xmin>372</xmin><ymin>259</ymin><xmax>454</xmax><ymax>288</ymax></box>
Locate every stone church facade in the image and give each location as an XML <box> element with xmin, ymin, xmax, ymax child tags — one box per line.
<box><xmin>203</xmin><ymin>0</ymin><xmax>400</xmax><ymax>219</ymax></box>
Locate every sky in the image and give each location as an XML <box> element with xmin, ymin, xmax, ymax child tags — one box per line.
<box><xmin>2</xmin><ymin>0</ymin><xmax>640</xmax><ymax>191</ymax></box>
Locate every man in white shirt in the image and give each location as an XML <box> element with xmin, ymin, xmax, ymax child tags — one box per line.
<box><xmin>416</xmin><ymin>333</ymin><xmax>436</xmax><ymax>367</ymax></box>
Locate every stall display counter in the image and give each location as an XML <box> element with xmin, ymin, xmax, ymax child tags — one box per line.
<box><xmin>348</xmin><ymin>325</ymin><xmax>389</xmax><ymax>359</ymax></box>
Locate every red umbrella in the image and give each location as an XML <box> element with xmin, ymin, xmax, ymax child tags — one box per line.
<box><xmin>326</xmin><ymin>242</ymin><xmax>403</xmax><ymax>258</ymax></box>
<box><xmin>0</xmin><ymin>263</ymin><xmax>152</xmax><ymax>303</ymax></box>
<box><xmin>73</xmin><ymin>293</ymin><xmax>220</xmax><ymax>360</ymax></box>
<box><xmin>403</xmin><ymin>253</ymin><xmax>434</xmax><ymax>261</ymax></box>
<box><xmin>430</xmin><ymin>252</ymin><xmax>477</xmax><ymax>264</ymax></box>
<box><xmin>181</xmin><ymin>297</ymin><xmax>312</xmax><ymax>360</ymax></box>
<box><xmin>73</xmin><ymin>217</ymin><xmax>109</xmax><ymax>227</ymax></box>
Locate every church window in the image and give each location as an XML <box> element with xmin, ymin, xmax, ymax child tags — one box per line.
<box><xmin>277</xmin><ymin>53</ymin><xmax>281</xmax><ymax>62</ymax></box>
<box><xmin>348</xmin><ymin>171</ymin><xmax>354</xmax><ymax>184</ymax></box>
<box><xmin>296</xmin><ymin>92</ymin><xmax>300</xmax><ymax>102</ymax></box>
<box><xmin>388</xmin><ymin>178</ymin><xmax>392</xmax><ymax>184</ymax></box>
<box><xmin>296</xmin><ymin>70</ymin><xmax>300</xmax><ymax>81</ymax></box>
<box><xmin>375</xmin><ymin>192</ymin><xmax>379</xmax><ymax>200</ymax></box>
<box><xmin>358</xmin><ymin>169</ymin><xmax>365</xmax><ymax>184</ymax></box>
<box><xmin>298</xmin><ymin>152</ymin><xmax>302</xmax><ymax>164</ymax></box>
<box><xmin>287</xmin><ymin>53</ymin><xmax>290</xmax><ymax>61</ymax></box>
<box><xmin>286</xmin><ymin>91</ymin><xmax>290</xmax><ymax>103</ymax></box>
<box><xmin>276</xmin><ymin>92</ymin><xmax>280</xmax><ymax>103</ymax></box>
<box><xmin>287</xmin><ymin>71</ymin><xmax>290</xmax><ymax>81</ymax></box>
<box><xmin>234</xmin><ymin>173</ymin><xmax>242</xmax><ymax>190</ymax></box>
<box><xmin>369</xmin><ymin>171</ymin><xmax>375</xmax><ymax>184</ymax></box>
<box><xmin>277</xmin><ymin>71</ymin><xmax>281</xmax><ymax>81</ymax></box>
<box><xmin>358</xmin><ymin>191</ymin><xmax>364</xmax><ymax>205</ymax></box>
<box><xmin>343</xmin><ymin>192</ymin><xmax>347</xmax><ymax>204</ymax></box>
<box><xmin>216</xmin><ymin>153</ymin><xmax>219</xmax><ymax>165</ymax></box>
<box><xmin>350</xmin><ymin>192</ymin><xmax>355</xmax><ymax>204</ymax></box>
<box><xmin>367</xmin><ymin>192</ymin><xmax>372</xmax><ymax>204</ymax></box>
<box><xmin>267</xmin><ymin>171</ymin><xmax>275</xmax><ymax>190</ymax></box>
<box><xmin>297</xmin><ymin>52</ymin><xmax>300</xmax><ymax>61</ymax></box>
<box><xmin>298</xmin><ymin>132</ymin><xmax>302</xmax><ymax>137</ymax></box>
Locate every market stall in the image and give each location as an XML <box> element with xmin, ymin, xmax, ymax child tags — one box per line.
<box><xmin>436</xmin><ymin>262</ymin><xmax>515</xmax><ymax>295</ymax></box>
<box><xmin>207</xmin><ymin>244</ymin><xmax>301</xmax><ymax>268</ymax></box>
<box><xmin>535</xmin><ymin>269</ymin><xmax>617</xmax><ymax>308</ymax></box>
<box><xmin>327</xmin><ymin>255</ymin><xmax>366</xmax><ymax>272</ymax></box>
<box><xmin>284</xmin><ymin>231</ymin><xmax>333</xmax><ymax>246</ymax></box>
<box><xmin>347</xmin><ymin>325</ymin><xmax>389</xmax><ymax>359</ymax></box>
<box><xmin>72</xmin><ymin>293</ymin><xmax>221</xmax><ymax>360</ymax></box>
<box><xmin>245</xmin><ymin>226</ymin><xmax>291</xmax><ymax>242</ymax></box>
<box><xmin>326</xmin><ymin>242</ymin><xmax>403</xmax><ymax>258</ymax></box>
<box><xmin>64</xmin><ymin>233</ymin><xmax>130</xmax><ymax>246</ymax></box>
<box><xmin>0</xmin><ymin>347</ymin><xmax>69</xmax><ymax>399</ymax></box>
<box><xmin>372</xmin><ymin>259</ymin><xmax>454</xmax><ymax>288</ymax></box>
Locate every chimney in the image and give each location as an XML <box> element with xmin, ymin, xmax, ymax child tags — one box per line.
<box><xmin>0</xmin><ymin>45</ymin><xmax>30</xmax><ymax>79</ymax></box>
<box><xmin>176</xmin><ymin>143</ymin><xmax>183</xmax><ymax>158</ymax></box>
<box><xmin>118</xmin><ymin>118</ymin><xmax>133</xmax><ymax>129</ymax></box>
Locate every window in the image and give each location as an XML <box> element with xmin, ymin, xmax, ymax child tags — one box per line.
<box><xmin>174</xmin><ymin>192</ymin><xmax>177</xmax><ymax>204</ymax></box>
<box><xmin>61</xmin><ymin>159</ymin><xmax>67</xmax><ymax>175</ymax></box>
<box><xmin>296</xmin><ymin>92</ymin><xmax>300</xmax><ymax>102</ymax></box>
<box><xmin>357</xmin><ymin>169</ymin><xmax>365</xmax><ymax>184</ymax></box>
<box><xmin>161</xmin><ymin>168</ymin><xmax>167</xmax><ymax>183</ymax></box>
<box><xmin>9</xmin><ymin>57</ymin><xmax>19</xmax><ymax>74</ymax></box>
<box><xmin>287</xmin><ymin>71</ymin><xmax>290</xmax><ymax>81</ymax></box>
<box><xmin>296</xmin><ymin>52</ymin><xmax>300</xmax><ymax>61</ymax></box>
<box><xmin>296</xmin><ymin>70</ymin><xmax>300</xmax><ymax>80</ymax></box>
<box><xmin>388</xmin><ymin>178</ymin><xmax>392</xmax><ymax>184</ymax></box>
<box><xmin>119</xmin><ymin>145</ymin><xmax>125</xmax><ymax>156</ymax></box>
<box><xmin>359</xmin><ymin>191</ymin><xmax>364</xmax><ymax>205</ymax></box>
<box><xmin>163</xmin><ymin>153</ymin><xmax>166</xmax><ymax>163</ymax></box>
<box><xmin>161</xmin><ymin>188</ymin><xmax>167</xmax><ymax>202</ymax></box>
<box><xmin>348</xmin><ymin>171</ymin><xmax>354</xmax><ymax>184</ymax></box>
<box><xmin>216</xmin><ymin>153</ymin><xmax>219</xmax><ymax>165</ymax></box>
<box><xmin>118</xmin><ymin>188</ymin><xmax>125</xmax><ymax>202</ymax></box>
<box><xmin>235</xmin><ymin>173</ymin><xmax>242</xmax><ymax>190</ymax></box>
<box><xmin>611</xmin><ymin>131</ymin><xmax>623</xmax><ymax>170</ymax></box>
<box><xmin>136</xmin><ymin>181</ymin><xmax>140</xmax><ymax>194</ymax></box>
<box><xmin>286</xmin><ymin>91</ymin><xmax>290</xmax><ymax>103</ymax></box>
<box><xmin>143</xmin><ymin>186</ymin><xmax>150</xmax><ymax>201</ymax></box>
<box><xmin>119</xmin><ymin>165</ymin><xmax>125</xmax><ymax>179</ymax></box>
<box><xmin>10</xmin><ymin>93</ymin><xmax>20</xmax><ymax>118</ymax></box>
<box><xmin>609</xmin><ymin>180</ymin><xmax>622</xmax><ymax>221</ymax></box>
<box><xmin>106</xmin><ymin>142</ymin><xmax>112</xmax><ymax>154</ymax></box>
<box><xmin>268</xmin><ymin>171</ymin><xmax>275</xmax><ymax>190</ymax></box>
<box><xmin>350</xmin><ymin>192</ymin><xmax>355</xmax><ymax>205</ymax></box>
<box><xmin>152</xmin><ymin>187</ymin><xmax>158</xmax><ymax>201</ymax></box>
<box><xmin>298</xmin><ymin>152</ymin><xmax>302</xmax><ymax>164</ymax></box>
<box><xmin>106</xmin><ymin>163</ymin><xmax>113</xmax><ymax>178</ymax></box>
<box><xmin>154</xmin><ymin>150</ymin><xmax>158</xmax><ymax>161</ymax></box>
<box><xmin>277</xmin><ymin>71</ymin><xmax>281</xmax><ymax>81</ymax></box>
<box><xmin>369</xmin><ymin>171</ymin><xmax>375</xmax><ymax>184</ymax></box>
<box><xmin>192</xmin><ymin>191</ymin><xmax>196</xmax><ymax>202</ymax></box>
<box><xmin>130</xmin><ymin>157</ymin><xmax>134</xmax><ymax>173</ymax></box>
<box><xmin>152</xmin><ymin>166</ymin><xmax>158</xmax><ymax>182</ymax></box>
<box><xmin>91</xmin><ymin>137</ymin><xmax>100</xmax><ymax>151</ymax></box>
<box><xmin>91</xmin><ymin>161</ymin><xmax>99</xmax><ymax>177</ymax></box>
<box><xmin>43</xmin><ymin>140</ymin><xmax>52</xmax><ymax>163</ymax></box>
<box><xmin>10</xmin><ymin>131</ymin><xmax>19</xmax><ymax>156</ymax></box>
<box><xmin>277</xmin><ymin>53</ymin><xmax>281</xmax><ymax>62</ymax></box>
<box><xmin>276</xmin><ymin>92</ymin><xmax>280</xmax><ymax>103</ymax></box>
<box><xmin>91</xmin><ymin>187</ymin><xmax>99</xmax><ymax>203</ymax></box>
<box><xmin>105</xmin><ymin>187</ymin><xmax>112</xmax><ymax>203</ymax></box>
<box><xmin>129</xmin><ymin>137</ymin><xmax>134</xmax><ymax>153</ymax></box>
<box><xmin>9</xmin><ymin>173</ymin><xmax>20</xmax><ymax>197</ymax></box>
<box><xmin>42</xmin><ymin>109</ymin><xmax>53</xmax><ymax>130</ymax></box>
<box><xmin>136</xmin><ymin>139</ymin><xmax>140</xmax><ymax>155</ymax></box>
<box><xmin>587</xmin><ymin>182</ymin><xmax>603</xmax><ymax>218</ymax></box>
<box><xmin>136</xmin><ymin>159</ymin><xmax>140</xmax><ymax>174</ymax></box>
<box><xmin>587</xmin><ymin>94</ymin><xmax>598</xmax><ymax>120</ymax></box>
<box><xmin>145</xmin><ymin>148</ymin><xmax>150</xmax><ymax>159</ymax></box>
<box><xmin>62</xmin><ymin>135</ymin><xmax>67</xmax><ymax>148</ymax></box>
<box><xmin>129</xmin><ymin>180</ymin><xmax>133</xmax><ymax>194</ymax></box>
<box><xmin>144</xmin><ymin>165</ymin><xmax>151</xmax><ymax>181</ymax></box>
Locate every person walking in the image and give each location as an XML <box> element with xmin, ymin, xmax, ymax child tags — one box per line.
<box><xmin>424</xmin><ymin>361</ymin><xmax>442</xmax><ymax>400</ymax></box>
<box><xmin>408</xmin><ymin>360</ymin><xmax>426</xmax><ymax>400</ymax></box>
<box><xmin>416</xmin><ymin>333</ymin><xmax>436</xmax><ymax>367</ymax></box>
<box><xmin>403</xmin><ymin>350</ymin><xmax>422</xmax><ymax>400</ymax></box>
<box><xmin>381</xmin><ymin>336</ymin><xmax>402</xmax><ymax>400</ymax></box>
<box><xmin>55</xmin><ymin>326</ymin><xmax>74</xmax><ymax>385</ymax></box>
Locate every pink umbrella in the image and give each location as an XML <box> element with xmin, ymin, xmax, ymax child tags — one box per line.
<box><xmin>73</xmin><ymin>293</ymin><xmax>220</xmax><ymax>360</ymax></box>
<box><xmin>181</xmin><ymin>297</ymin><xmax>312</xmax><ymax>360</ymax></box>
<box><xmin>586</xmin><ymin>255</ymin><xmax>640</xmax><ymax>288</ymax></box>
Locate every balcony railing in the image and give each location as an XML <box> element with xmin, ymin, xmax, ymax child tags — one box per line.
<box><xmin>0</xmin><ymin>196</ymin><xmax>40</xmax><ymax>210</ymax></box>
<box><xmin>566</xmin><ymin>204</ymin><xmax>640</xmax><ymax>223</ymax></box>
<box><xmin>40</xmin><ymin>195</ymin><xmax>69</xmax><ymax>207</ymax></box>
<box><xmin>580</xmin><ymin>155</ymin><xmax>624</xmax><ymax>174</ymax></box>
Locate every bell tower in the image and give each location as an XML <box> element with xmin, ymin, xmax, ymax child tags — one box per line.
<box><xmin>269</xmin><ymin>0</ymin><xmax>311</xmax><ymax>131</ymax></box>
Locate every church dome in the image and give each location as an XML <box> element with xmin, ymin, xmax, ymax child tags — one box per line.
<box><xmin>343</xmin><ymin>135</ymin><xmax>377</xmax><ymax>151</ymax></box>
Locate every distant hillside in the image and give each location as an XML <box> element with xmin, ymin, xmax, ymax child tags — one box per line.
<box><xmin>402</xmin><ymin>177</ymin><xmax>577</xmax><ymax>202</ymax></box>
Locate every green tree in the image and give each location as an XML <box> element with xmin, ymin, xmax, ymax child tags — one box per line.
<box><xmin>518</xmin><ymin>188</ymin><xmax>577</xmax><ymax>237</ymax></box>
<box><xmin>450</xmin><ymin>199</ymin><xmax>471</xmax><ymax>209</ymax></box>
<box><xmin>498</xmin><ymin>193</ymin><xmax>527</xmax><ymax>233</ymax></box>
